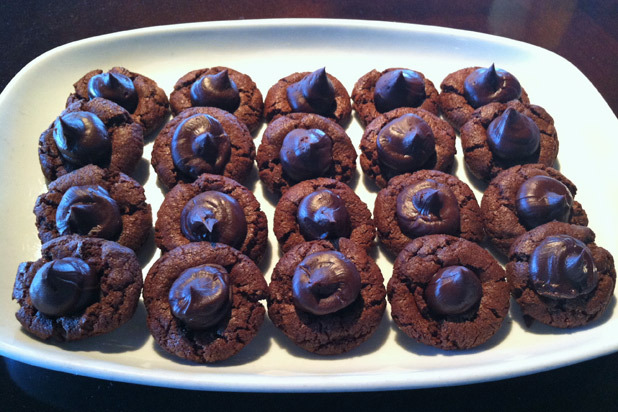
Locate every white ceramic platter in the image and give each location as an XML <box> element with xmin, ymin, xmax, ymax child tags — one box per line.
<box><xmin>1</xmin><ymin>19</ymin><xmax>616</xmax><ymax>392</ymax></box>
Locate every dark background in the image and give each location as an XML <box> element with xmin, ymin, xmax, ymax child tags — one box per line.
<box><xmin>2</xmin><ymin>1</ymin><xmax>617</xmax><ymax>411</ymax></box>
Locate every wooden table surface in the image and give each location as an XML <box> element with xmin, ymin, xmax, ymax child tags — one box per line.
<box><xmin>1</xmin><ymin>1</ymin><xmax>617</xmax><ymax>411</ymax></box>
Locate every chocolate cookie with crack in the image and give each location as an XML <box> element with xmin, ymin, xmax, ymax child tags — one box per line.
<box><xmin>263</xmin><ymin>68</ymin><xmax>351</xmax><ymax>126</ymax></box>
<box><xmin>143</xmin><ymin>242</ymin><xmax>268</xmax><ymax>363</ymax></box>
<box><xmin>506</xmin><ymin>222</ymin><xmax>615</xmax><ymax>328</ymax></box>
<box><xmin>151</xmin><ymin>107</ymin><xmax>255</xmax><ymax>190</ymax></box>
<box><xmin>169</xmin><ymin>66</ymin><xmax>264</xmax><ymax>133</ymax></box>
<box><xmin>39</xmin><ymin>98</ymin><xmax>144</xmax><ymax>182</ymax></box>
<box><xmin>12</xmin><ymin>235</ymin><xmax>143</xmax><ymax>341</ymax></box>
<box><xmin>439</xmin><ymin>64</ymin><xmax>530</xmax><ymax>130</ymax></box>
<box><xmin>359</xmin><ymin>107</ymin><xmax>456</xmax><ymax>189</ymax></box>
<box><xmin>388</xmin><ymin>234</ymin><xmax>510</xmax><ymax>350</ymax></box>
<box><xmin>267</xmin><ymin>239</ymin><xmax>386</xmax><ymax>355</ymax></box>
<box><xmin>459</xmin><ymin>100</ymin><xmax>558</xmax><ymax>181</ymax></box>
<box><xmin>352</xmin><ymin>67</ymin><xmax>440</xmax><ymax>127</ymax></box>
<box><xmin>374</xmin><ymin>170</ymin><xmax>484</xmax><ymax>256</ymax></box>
<box><xmin>34</xmin><ymin>165</ymin><xmax>152</xmax><ymax>252</ymax></box>
<box><xmin>67</xmin><ymin>66</ymin><xmax>170</xmax><ymax>136</ymax></box>
<box><xmin>154</xmin><ymin>173</ymin><xmax>268</xmax><ymax>263</ymax></box>
<box><xmin>481</xmin><ymin>164</ymin><xmax>588</xmax><ymax>256</ymax></box>
<box><xmin>257</xmin><ymin>113</ymin><xmax>356</xmax><ymax>195</ymax></box>
<box><xmin>273</xmin><ymin>178</ymin><xmax>375</xmax><ymax>253</ymax></box>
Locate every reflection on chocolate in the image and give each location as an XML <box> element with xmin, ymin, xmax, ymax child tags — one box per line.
<box><xmin>424</xmin><ymin>265</ymin><xmax>482</xmax><ymax>316</ymax></box>
<box><xmin>29</xmin><ymin>257</ymin><xmax>99</xmax><ymax>317</ymax></box>
<box><xmin>180</xmin><ymin>191</ymin><xmax>247</xmax><ymax>248</ymax></box>
<box><xmin>87</xmin><ymin>72</ymin><xmax>138</xmax><ymax>112</ymax></box>
<box><xmin>463</xmin><ymin>64</ymin><xmax>522</xmax><ymax>108</ymax></box>
<box><xmin>171</xmin><ymin>114</ymin><xmax>231</xmax><ymax>178</ymax></box>
<box><xmin>286</xmin><ymin>68</ymin><xmax>336</xmax><ymax>116</ymax></box>
<box><xmin>374</xmin><ymin>69</ymin><xmax>426</xmax><ymax>113</ymax></box>
<box><xmin>52</xmin><ymin>111</ymin><xmax>111</xmax><ymax>167</ymax></box>
<box><xmin>396</xmin><ymin>179</ymin><xmax>460</xmax><ymax>237</ymax></box>
<box><xmin>530</xmin><ymin>235</ymin><xmax>597</xmax><ymax>299</ymax></box>
<box><xmin>297</xmin><ymin>189</ymin><xmax>351</xmax><ymax>241</ymax></box>
<box><xmin>56</xmin><ymin>185</ymin><xmax>122</xmax><ymax>240</ymax></box>
<box><xmin>516</xmin><ymin>175</ymin><xmax>573</xmax><ymax>229</ymax></box>
<box><xmin>377</xmin><ymin>113</ymin><xmax>435</xmax><ymax>173</ymax></box>
<box><xmin>486</xmin><ymin>108</ymin><xmax>540</xmax><ymax>160</ymax></box>
<box><xmin>280</xmin><ymin>128</ymin><xmax>333</xmax><ymax>181</ymax></box>
<box><xmin>292</xmin><ymin>250</ymin><xmax>361</xmax><ymax>315</ymax></box>
<box><xmin>168</xmin><ymin>264</ymin><xmax>232</xmax><ymax>330</ymax></box>
<box><xmin>190</xmin><ymin>70</ymin><xmax>241</xmax><ymax>113</ymax></box>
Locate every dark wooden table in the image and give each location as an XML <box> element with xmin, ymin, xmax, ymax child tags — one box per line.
<box><xmin>2</xmin><ymin>1</ymin><xmax>617</xmax><ymax>411</ymax></box>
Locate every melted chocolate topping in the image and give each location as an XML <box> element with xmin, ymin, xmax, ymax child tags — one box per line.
<box><xmin>87</xmin><ymin>72</ymin><xmax>138</xmax><ymax>112</ymax></box>
<box><xmin>297</xmin><ymin>189</ymin><xmax>351</xmax><ymax>241</ymax></box>
<box><xmin>292</xmin><ymin>250</ymin><xmax>361</xmax><ymax>315</ymax></box>
<box><xmin>516</xmin><ymin>175</ymin><xmax>573</xmax><ymax>229</ymax></box>
<box><xmin>168</xmin><ymin>263</ymin><xmax>232</xmax><ymax>329</ymax></box>
<box><xmin>171</xmin><ymin>114</ymin><xmax>231</xmax><ymax>178</ymax></box>
<box><xmin>486</xmin><ymin>108</ymin><xmax>540</xmax><ymax>160</ymax></box>
<box><xmin>463</xmin><ymin>64</ymin><xmax>522</xmax><ymax>108</ymax></box>
<box><xmin>286</xmin><ymin>68</ymin><xmax>336</xmax><ymax>116</ymax></box>
<box><xmin>424</xmin><ymin>265</ymin><xmax>482</xmax><ymax>316</ymax></box>
<box><xmin>396</xmin><ymin>179</ymin><xmax>460</xmax><ymax>237</ymax></box>
<box><xmin>280</xmin><ymin>128</ymin><xmax>333</xmax><ymax>181</ymax></box>
<box><xmin>530</xmin><ymin>235</ymin><xmax>598</xmax><ymax>299</ymax></box>
<box><xmin>29</xmin><ymin>257</ymin><xmax>99</xmax><ymax>317</ymax></box>
<box><xmin>52</xmin><ymin>111</ymin><xmax>111</xmax><ymax>167</ymax></box>
<box><xmin>190</xmin><ymin>70</ymin><xmax>241</xmax><ymax>113</ymax></box>
<box><xmin>374</xmin><ymin>69</ymin><xmax>426</xmax><ymax>112</ymax></box>
<box><xmin>377</xmin><ymin>113</ymin><xmax>435</xmax><ymax>173</ymax></box>
<box><xmin>180</xmin><ymin>191</ymin><xmax>247</xmax><ymax>248</ymax></box>
<box><xmin>56</xmin><ymin>185</ymin><xmax>122</xmax><ymax>240</ymax></box>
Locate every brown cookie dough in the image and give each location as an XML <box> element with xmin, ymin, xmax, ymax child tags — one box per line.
<box><xmin>256</xmin><ymin>113</ymin><xmax>357</xmax><ymax>195</ymax></box>
<box><xmin>273</xmin><ymin>178</ymin><xmax>375</xmax><ymax>253</ymax></box>
<box><xmin>481</xmin><ymin>164</ymin><xmax>588</xmax><ymax>256</ymax></box>
<box><xmin>34</xmin><ymin>165</ymin><xmax>152</xmax><ymax>252</ymax></box>
<box><xmin>12</xmin><ymin>235</ymin><xmax>143</xmax><ymax>341</ymax></box>
<box><xmin>154</xmin><ymin>173</ymin><xmax>268</xmax><ymax>263</ymax></box>
<box><xmin>374</xmin><ymin>170</ymin><xmax>484</xmax><ymax>255</ymax></box>
<box><xmin>460</xmin><ymin>101</ymin><xmax>558</xmax><ymax>181</ymax></box>
<box><xmin>439</xmin><ymin>66</ymin><xmax>530</xmax><ymax>130</ymax></box>
<box><xmin>388</xmin><ymin>234</ymin><xmax>510</xmax><ymax>350</ymax></box>
<box><xmin>143</xmin><ymin>242</ymin><xmax>268</xmax><ymax>363</ymax></box>
<box><xmin>359</xmin><ymin>108</ymin><xmax>456</xmax><ymax>189</ymax></box>
<box><xmin>351</xmin><ymin>68</ymin><xmax>440</xmax><ymax>127</ymax></box>
<box><xmin>66</xmin><ymin>66</ymin><xmax>170</xmax><ymax>136</ymax></box>
<box><xmin>169</xmin><ymin>66</ymin><xmax>264</xmax><ymax>133</ymax></box>
<box><xmin>263</xmin><ymin>70</ymin><xmax>352</xmax><ymax>125</ymax></box>
<box><xmin>151</xmin><ymin>107</ymin><xmax>255</xmax><ymax>190</ymax></box>
<box><xmin>39</xmin><ymin>98</ymin><xmax>144</xmax><ymax>182</ymax></box>
<box><xmin>267</xmin><ymin>239</ymin><xmax>386</xmax><ymax>355</ymax></box>
<box><xmin>506</xmin><ymin>222</ymin><xmax>615</xmax><ymax>328</ymax></box>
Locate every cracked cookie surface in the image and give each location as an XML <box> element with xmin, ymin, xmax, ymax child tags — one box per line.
<box><xmin>506</xmin><ymin>222</ymin><xmax>615</xmax><ymax>328</ymax></box>
<box><xmin>151</xmin><ymin>106</ymin><xmax>255</xmax><ymax>190</ymax></box>
<box><xmin>154</xmin><ymin>173</ymin><xmax>268</xmax><ymax>263</ymax></box>
<box><xmin>374</xmin><ymin>170</ymin><xmax>484</xmax><ymax>256</ymax></box>
<box><xmin>387</xmin><ymin>234</ymin><xmax>510</xmax><ymax>350</ymax></box>
<box><xmin>34</xmin><ymin>165</ymin><xmax>152</xmax><ymax>252</ymax></box>
<box><xmin>12</xmin><ymin>235</ymin><xmax>143</xmax><ymax>341</ymax></box>
<box><xmin>143</xmin><ymin>242</ymin><xmax>268</xmax><ymax>363</ymax></box>
<box><xmin>459</xmin><ymin>100</ymin><xmax>558</xmax><ymax>181</ymax></box>
<box><xmin>169</xmin><ymin>66</ymin><xmax>264</xmax><ymax>133</ymax></box>
<box><xmin>351</xmin><ymin>67</ymin><xmax>439</xmax><ymax>127</ymax></box>
<box><xmin>481</xmin><ymin>164</ymin><xmax>588</xmax><ymax>256</ymax></box>
<box><xmin>267</xmin><ymin>239</ymin><xmax>386</xmax><ymax>355</ymax></box>
<box><xmin>256</xmin><ymin>113</ymin><xmax>357</xmax><ymax>195</ymax></box>
<box><xmin>67</xmin><ymin>66</ymin><xmax>170</xmax><ymax>136</ymax></box>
